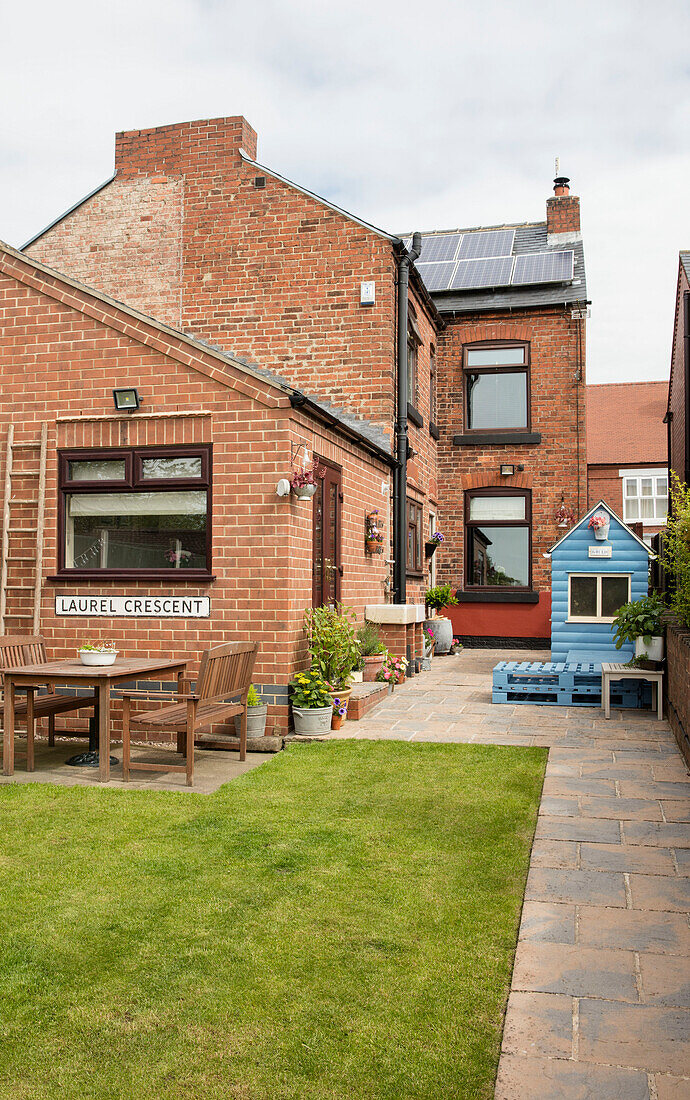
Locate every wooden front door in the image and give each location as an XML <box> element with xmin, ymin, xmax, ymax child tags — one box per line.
<box><xmin>312</xmin><ymin>461</ymin><xmax>342</xmax><ymax>607</ymax></box>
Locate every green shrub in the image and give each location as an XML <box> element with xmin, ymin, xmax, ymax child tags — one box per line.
<box><xmin>663</xmin><ymin>473</ymin><xmax>690</xmax><ymax>628</ymax></box>
<box><xmin>247</xmin><ymin>684</ymin><xmax>262</xmax><ymax>707</ymax></box>
<box><xmin>612</xmin><ymin>593</ymin><xmax>666</xmax><ymax>649</ymax></box>
<box><xmin>289</xmin><ymin>668</ymin><xmax>333</xmax><ymax>709</ymax></box>
<box><xmin>304</xmin><ymin>604</ymin><xmax>360</xmax><ymax>689</ymax></box>
<box><xmin>357</xmin><ymin>622</ymin><xmax>385</xmax><ymax>657</ymax></box>
<box><xmin>425</xmin><ymin>584</ymin><xmax>458</xmax><ymax>611</ymax></box>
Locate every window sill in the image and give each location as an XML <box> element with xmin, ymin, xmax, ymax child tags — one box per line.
<box><xmin>456</xmin><ymin>589</ymin><xmax>540</xmax><ymax>604</ymax></box>
<box><xmin>406</xmin><ymin>571</ymin><xmax>425</xmax><ymax>580</ymax></box>
<box><xmin>429</xmin><ymin>421</ymin><xmax>440</xmax><ymax>440</ymax></box>
<box><xmin>407</xmin><ymin>403</ymin><xmax>424</xmax><ymax>429</ymax></box>
<box><xmin>48</xmin><ymin>572</ymin><xmax>216</xmax><ymax>583</ymax></box>
<box><xmin>565</xmin><ymin>617</ymin><xmax>617</xmax><ymax>625</ymax></box>
<box><xmin>453</xmin><ymin>431</ymin><xmax>541</xmax><ymax>446</ymax></box>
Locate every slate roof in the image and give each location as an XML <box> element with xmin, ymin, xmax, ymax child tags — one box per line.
<box><xmin>586</xmin><ymin>381</ymin><xmax>668</xmax><ymax>466</ymax></box>
<box><xmin>411</xmin><ymin>220</ymin><xmax>587</xmax><ymax>314</ymax></box>
<box><xmin>680</xmin><ymin>251</ymin><xmax>690</xmax><ymax>282</ymax></box>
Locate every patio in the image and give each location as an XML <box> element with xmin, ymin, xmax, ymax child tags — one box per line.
<box><xmin>333</xmin><ymin>648</ymin><xmax>690</xmax><ymax>1099</ymax></box>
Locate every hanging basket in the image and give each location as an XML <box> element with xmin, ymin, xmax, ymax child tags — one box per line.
<box><xmin>292</xmin><ymin>483</ymin><xmax>317</xmax><ymax>499</ymax></box>
<box><xmin>365</xmin><ymin>537</ymin><xmax>384</xmax><ymax>554</ymax></box>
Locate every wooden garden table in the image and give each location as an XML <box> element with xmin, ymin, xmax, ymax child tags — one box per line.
<box><xmin>3</xmin><ymin>657</ymin><xmax>188</xmax><ymax>782</ymax></box>
<box><xmin>601</xmin><ymin>661</ymin><xmax>664</xmax><ymax>721</ymax></box>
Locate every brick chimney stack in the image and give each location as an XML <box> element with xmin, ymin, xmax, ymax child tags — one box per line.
<box><xmin>546</xmin><ymin>176</ymin><xmax>581</xmax><ymax>239</ymax></box>
<box><xmin>114</xmin><ymin>116</ymin><xmax>258</xmax><ymax>178</ymax></box>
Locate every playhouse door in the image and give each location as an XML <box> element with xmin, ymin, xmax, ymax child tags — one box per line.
<box><xmin>312</xmin><ymin>462</ymin><xmax>342</xmax><ymax>608</ymax></box>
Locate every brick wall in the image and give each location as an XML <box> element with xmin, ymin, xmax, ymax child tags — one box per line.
<box><xmin>434</xmin><ymin>309</ymin><xmax>586</xmax><ymax>640</ymax></box>
<box><xmin>669</xmin><ymin>263</ymin><xmax>688</xmax><ymax>485</ymax></box>
<box><xmin>667</xmin><ymin>621</ymin><xmax>690</xmax><ymax>766</ymax></box>
<box><xmin>546</xmin><ymin>192</ymin><xmax>581</xmax><ymax>236</ymax></box>
<box><xmin>0</xmin><ymin>250</ymin><xmax>392</xmax><ymax>739</ymax></box>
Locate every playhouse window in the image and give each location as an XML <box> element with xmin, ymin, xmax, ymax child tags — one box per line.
<box><xmin>58</xmin><ymin>446</ymin><xmax>211</xmax><ymax>577</ymax></box>
<box><xmin>464</xmin><ymin>344</ymin><xmax>529</xmax><ymax>432</ymax></box>
<box><xmin>465</xmin><ymin>489</ymin><xmax>531</xmax><ymax>589</ymax></box>
<box><xmin>568</xmin><ymin>574</ymin><xmax>630</xmax><ymax>622</ymax></box>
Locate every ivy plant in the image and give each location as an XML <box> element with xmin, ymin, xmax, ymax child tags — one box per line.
<box><xmin>662</xmin><ymin>472</ymin><xmax>690</xmax><ymax>629</ymax></box>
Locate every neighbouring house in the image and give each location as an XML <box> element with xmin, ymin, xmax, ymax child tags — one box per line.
<box><xmin>668</xmin><ymin>251</ymin><xmax>690</xmax><ymax>489</ymax></box>
<box><xmin>0</xmin><ymin>241</ymin><xmax>398</xmax><ymax>737</ymax></box>
<box><xmin>17</xmin><ymin>115</ymin><xmax>588</xmax><ymax>651</ymax></box>
<box><xmin>587</xmin><ymin>381</ymin><xmax>668</xmax><ymax>545</ymax></box>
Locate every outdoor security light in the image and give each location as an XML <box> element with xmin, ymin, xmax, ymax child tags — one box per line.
<box><xmin>500</xmin><ymin>464</ymin><xmax>515</xmax><ymax>476</ymax></box>
<box><xmin>113</xmin><ymin>387</ymin><xmax>141</xmax><ymax>412</ymax></box>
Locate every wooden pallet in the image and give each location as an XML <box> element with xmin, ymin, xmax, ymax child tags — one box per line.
<box><xmin>492</xmin><ymin>660</ymin><xmax>643</xmax><ymax>709</ymax></box>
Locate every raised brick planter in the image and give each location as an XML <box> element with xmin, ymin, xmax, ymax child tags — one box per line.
<box><xmin>347</xmin><ymin>682</ymin><xmax>390</xmax><ymax>721</ymax></box>
<box><xmin>666</xmin><ymin>620</ymin><xmax>690</xmax><ymax>766</ymax></box>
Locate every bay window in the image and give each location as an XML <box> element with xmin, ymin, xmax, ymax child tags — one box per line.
<box><xmin>58</xmin><ymin>446</ymin><xmax>212</xmax><ymax>578</ymax></box>
<box><xmin>466</xmin><ymin>489</ymin><xmax>531</xmax><ymax>589</ymax></box>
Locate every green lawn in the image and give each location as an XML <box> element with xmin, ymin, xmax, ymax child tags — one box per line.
<box><xmin>0</xmin><ymin>741</ymin><xmax>545</xmax><ymax>1100</ymax></box>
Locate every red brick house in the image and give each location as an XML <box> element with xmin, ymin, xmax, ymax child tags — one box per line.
<box><xmin>587</xmin><ymin>381</ymin><xmax>668</xmax><ymax>544</ymax></box>
<box><xmin>668</xmin><ymin>251</ymin><xmax>690</xmax><ymax>489</ymax></box>
<box><xmin>16</xmin><ymin>115</ymin><xmax>588</xmax><ymax>652</ymax></box>
<box><xmin>0</xmin><ymin>240</ymin><xmax>397</xmax><ymax>736</ymax></box>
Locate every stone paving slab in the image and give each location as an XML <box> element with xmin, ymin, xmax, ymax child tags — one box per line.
<box><xmin>322</xmin><ymin>647</ymin><xmax>690</xmax><ymax>1094</ymax></box>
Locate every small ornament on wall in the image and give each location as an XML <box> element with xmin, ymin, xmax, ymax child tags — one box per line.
<box><xmin>365</xmin><ymin>510</ymin><xmax>384</xmax><ymax>554</ymax></box>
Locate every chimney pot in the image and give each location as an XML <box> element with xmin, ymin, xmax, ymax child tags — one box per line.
<box><xmin>553</xmin><ymin>176</ymin><xmax>570</xmax><ymax>196</ymax></box>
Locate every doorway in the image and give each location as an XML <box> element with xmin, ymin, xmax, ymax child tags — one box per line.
<box><xmin>312</xmin><ymin>460</ymin><xmax>342</xmax><ymax>607</ymax></box>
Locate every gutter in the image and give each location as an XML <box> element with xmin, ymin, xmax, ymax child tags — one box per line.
<box><xmin>392</xmin><ymin>232</ymin><xmax>422</xmax><ymax>604</ymax></box>
<box><xmin>288</xmin><ymin>392</ymin><xmax>396</xmax><ymax>469</ymax></box>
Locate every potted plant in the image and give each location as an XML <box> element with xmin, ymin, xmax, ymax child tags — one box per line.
<box><xmin>365</xmin><ymin>510</ymin><xmax>385</xmax><ymax>554</ymax></box>
<box><xmin>290</xmin><ymin>669</ymin><xmax>334</xmax><ymax>735</ymax></box>
<box><xmin>376</xmin><ymin>653</ymin><xmax>408</xmax><ymax>690</ymax></box>
<box><xmin>424</xmin><ymin>584</ymin><xmax>458</xmax><ymax>655</ymax></box>
<box><xmin>290</xmin><ymin>458</ymin><xmax>325</xmax><ymax>500</ymax></box>
<box><xmin>78</xmin><ymin>641</ymin><xmax>118</xmax><ymax>666</ymax></box>
<box><xmin>425</xmin><ymin>530</ymin><xmax>444</xmax><ymax>556</ymax></box>
<box><xmin>166</xmin><ymin>547</ymin><xmax>192</xmax><ymax>567</ymax></box>
<box><xmin>612</xmin><ymin>593</ymin><xmax>666</xmax><ymax>662</ymax></box>
<box><xmin>304</xmin><ymin>604</ymin><xmax>360</xmax><ymax>694</ymax></box>
<box><xmin>421</xmin><ymin>624</ymin><xmax>436</xmax><ymax>670</ymax></box>
<box><xmin>330</xmin><ymin>694</ymin><xmax>349</xmax><ymax>730</ymax></box>
<box><xmin>588</xmin><ymin>511</ymin><xmax>611</xmax><ymax>541</ymax></box>
<box><xmin>234</xmin><ymin>684</ymin><xmax>267</xmax><ymax>738</ymax></box>
<box><xmin>357</xmin><ymin>622</ymin><xmax>386</xmax><ymax>681</ymax></box>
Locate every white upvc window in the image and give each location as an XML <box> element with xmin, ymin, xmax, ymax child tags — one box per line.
<box><xmin>620</xmin><ymin>469</ymin><xmax>668</xmax><ymax>525</ymax></box>
<box><xmin>567</xmin><ymin>573</ymin><xmax>631</xmax><ymax>623</ymax></box>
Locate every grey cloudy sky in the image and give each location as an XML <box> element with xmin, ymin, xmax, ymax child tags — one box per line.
<box><xmin>2</xmin><ymin>0</ymin><xmax>689</xmax><ymax>384</ymax></box>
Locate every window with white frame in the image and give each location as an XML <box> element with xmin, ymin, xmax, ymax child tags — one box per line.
<box><xmin>568</xmin><ymin>573</ymin><xmax>631</xmax><ymax>622</ymax></box>
<box><xmin>621</xmin><ymin>471</ymin><xmax>668</xmax><ymax>525</ymax></box>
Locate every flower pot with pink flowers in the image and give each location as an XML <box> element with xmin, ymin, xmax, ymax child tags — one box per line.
<box><xmin>588</xmin><ymin>511</ymin><xmax>610</xmax><ymax>541</ymax></box>
<box><xmin>290</xmin><ymin>458</ymin><xmax>325</xmax><ymax>500</ymax></box>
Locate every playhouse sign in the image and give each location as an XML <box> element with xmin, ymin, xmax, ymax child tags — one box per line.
<box><xmin>55</xmin><ymin>595</ymin><xmax>210</xmax><ymax>618</ymax></box>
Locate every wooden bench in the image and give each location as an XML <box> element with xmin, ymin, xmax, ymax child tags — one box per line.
<box><xmin>0</xmin><ymin>635</ymin><xmax>98</xmax><ymax>770</ymax></box>
<box><xmin>121</xmin><ymin>642</ymin><xmax>258</xmax><ymax>786</ymax></box>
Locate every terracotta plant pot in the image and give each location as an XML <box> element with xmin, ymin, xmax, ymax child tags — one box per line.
<box><xmin>329</xmin><ymin>686</ymin><xmax>352</xmax><ymax>730</ymax></box>
<box><xmin>365</xmin><ymin>538</ymin><xmax>383</xmax><ymax>554</ymax></box>
<box><xmin>361</xmin><ymin>654</ymin><xmax>385</xmax><ymax>681</ymax></box>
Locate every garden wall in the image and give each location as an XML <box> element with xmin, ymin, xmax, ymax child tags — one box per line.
<box><xmin>666</xmin><ymin>621</ymin><xmax>690</xmax><ymax>767</ymax></box>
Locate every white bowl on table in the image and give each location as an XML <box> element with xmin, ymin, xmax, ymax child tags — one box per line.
<box><xmin>78</xmin><ymin>650</ymin><xmax>119</xmax><ymax>666</ymax></box>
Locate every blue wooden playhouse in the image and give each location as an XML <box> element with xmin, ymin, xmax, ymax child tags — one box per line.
<box><xmin>493</xmin><ymin>502</ymin><xmax>655</xmax><ymax>708</ymax></box>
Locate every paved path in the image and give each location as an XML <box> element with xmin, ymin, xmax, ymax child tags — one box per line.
<box><xmin>334</xmin><ymin>649</ymin><xmax>690</xmax><ymax>1099</ymax></box>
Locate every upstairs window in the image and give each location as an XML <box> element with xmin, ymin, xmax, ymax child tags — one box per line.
<box><xmin>465</xmin><ymin>489</ymin><xmax>531</xmax><ymax>589</ymax></box>
<box><xmin>622</xmin><ymin>472</ymin><xmax>668</xmax><ymax>525</ymax></box>
<box><xmin>429</xmin><ymin>346</ymin><xmax>437</xmax><ymax>427</ymax></box>
<box><xmin>407</xmin><ymin>304</ymin><xmax>422</xmax><ymax>408</ymax></box>
<box><xmin>464</xmin><ymin>343</ymin><xmax>529</xmax><ymax>432</ymax></box>
<box><xmin>58</xmin><ymin>445</ymin><xmax>212</xmax><ymax>577</ymax></box>
<box><xmin>406</xmin><ymin>498</ymin><xmax>424</xmax><ymax>575</ymax></box>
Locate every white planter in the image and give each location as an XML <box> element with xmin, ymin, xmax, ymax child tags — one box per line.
<box><xmin>351</xmin><ymin>670</ymin><xmax>364</xmax><ymax>683</ymax></box>
<box><xmin>593</xmin><ymin>524</ymin><xmax>610</xmax><ymax>541</ymax></box>
<box><xmin>235</xmin><ymin>704</ymin><xmax>268</xmax><ymax>738</ymax></box>
<box><xmin>78</xmin><ymin>650</ymin><xmax>118</xmax><ymax>666</ymax></box>
<box><xmin>635</xmin><ymin>636</ymin><xmax>664</xmax><ymax>662</ymax></box>
<box><xmin>292</xmin><ymin>705</ymin><xmax>333</xmax><ymax>735</ymax></box>
<box><xmin>430</xmin><ymin>617</ymin><xmax>453</xmax><ymax>655</ymax></box>
<box><xmin>293</xmin><ymin>484</ymin><xmax>317</xmax><ymax>499</ymax></box>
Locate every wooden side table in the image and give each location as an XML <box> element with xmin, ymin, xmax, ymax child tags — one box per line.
<box><xmin>601</xmin><ymin>662</ymin><xmax>664</xmax><ymax>721</ymax></box>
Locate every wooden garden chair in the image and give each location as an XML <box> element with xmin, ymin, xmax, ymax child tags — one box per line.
<box><xmin>120</xmin><ymin>642</ymin><xmax>259</xmax><ymax>786</ymax></box>
<box><xmin>0</xmin><ymin>635</ymin><xmax>98</xmax><ymax>770</ymax></box>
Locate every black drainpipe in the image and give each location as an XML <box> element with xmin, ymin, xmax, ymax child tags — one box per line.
<box><xmin>393</xmin><ymin>232</ymin><xmax>422</xmax><ymax>604</ymax></box>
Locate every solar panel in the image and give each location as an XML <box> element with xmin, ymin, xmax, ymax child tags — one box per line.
<box><xmin>415</xmin><ymin>261</ymin><xmax>457</xmax><ymax>292</ymax></box>
<box><xmin>450</xmin><ymin>256</ymin><xmax>513</xmax><ymax>290</ymax></box>
<box><xmin>458</xmin><ymin>229</ymin><xmax>515</xmax><ymax>260</ymax></box>
<box><xmin>512</xmin><ymin>251</ymin><xmax>574</xmax><ymax>285</ymax></box>
<box><xmin>417</xmin><ymin>234</ymin><xmax>461</xmax><ymax>263</ymax></box>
